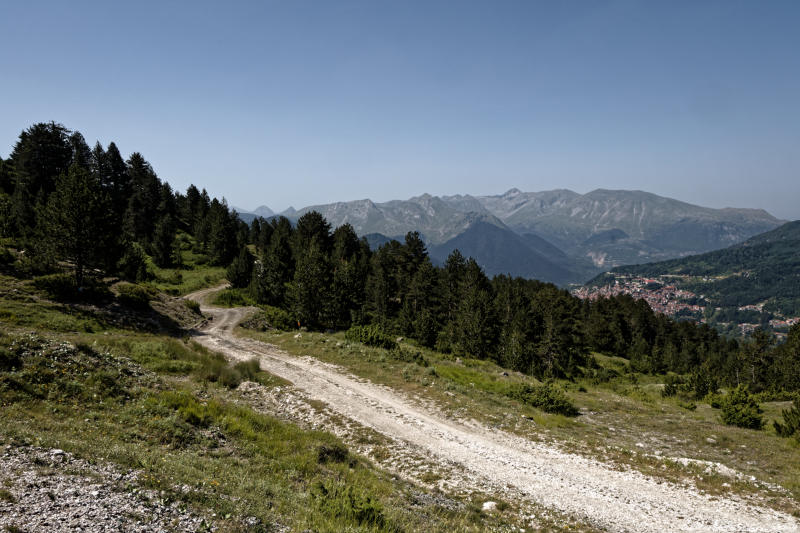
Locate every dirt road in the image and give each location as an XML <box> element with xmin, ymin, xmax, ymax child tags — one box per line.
<box><xmin>186</xmin><ymin>286</ymin><xmax>798</xmax><ymax>532</ymax></box>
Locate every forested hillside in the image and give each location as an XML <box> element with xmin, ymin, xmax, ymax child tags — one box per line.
<box><xmin>608</xmin><ymin>221</ymin><xmax>800</xmax><ymax>316</ymax></box>
<box><xmin>2</xmin><ymin>122</ymin><xmax>799</xmax><ymax>396</ymax></box>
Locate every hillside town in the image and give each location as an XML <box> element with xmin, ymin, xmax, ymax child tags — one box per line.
<box><xmin>574</xmin><ymin>274</ymin><xmax>799</xmax><ymax>340</ymax></box>
<box><xmin>573</xmin><ymin>275</ymin><xmax>706</xmax><ymax>317</ymax></box>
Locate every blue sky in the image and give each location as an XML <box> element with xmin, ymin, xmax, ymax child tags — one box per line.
<box><xmin>1</xmin><ymin>1</ymin><xmax>798</xmax><ymax>219</ymax></box>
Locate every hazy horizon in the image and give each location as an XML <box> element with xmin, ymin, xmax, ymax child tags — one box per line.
<box><xmin>2</xmin><ymin>1</ymin><xmax>798</xmax><ymax>219</ymax></box>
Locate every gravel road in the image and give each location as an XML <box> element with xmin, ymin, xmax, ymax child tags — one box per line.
<box><xmin>187</xmin><ymin>286</ymin><xmax>799</xmax><ymax>533</ymax></box>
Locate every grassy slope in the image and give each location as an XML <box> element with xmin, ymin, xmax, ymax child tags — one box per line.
<box><xmin>241</xmin><ymin>327</ymin><xmax>800</xmax><ymax>517</ymax></box>
<box><xmin>0</xmin><ymin>251</ymin><xmax>555</xmax><ymax>532</ymax></box>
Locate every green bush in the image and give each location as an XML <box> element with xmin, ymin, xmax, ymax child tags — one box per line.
<box><xmin>212</xmin><ymin>288</ymin><xmax>255</xmax><ymax>307</ymax></box>
<box><xmin>773</xmin><ymin>398</ymin><xmax>800</xmax><ymax>438</ymax></box>
<box><xmin>719</xmin><ymin>386</ymin><xmax>764</xmax><ymax>430</ymax></box>
<box><xmin>317</xmin><ymin>443</ymin><xmax>349</xmax><ymax>464</ymax></box>
<box><xmin>117</xmin><ymin>242</ymin><xmax>151</xmax><ymax>282</ymax></box>
<box><xmin>706</xmin><ymin>392</ymin><xmax>724</xmax><ymax>409</ymax></box>
<box><xmin>183</xmin><ymin>299</ymin><xmax>201</xmax><ymax>314</ymax></box>
<box><xmin>33</xmin><ymin>273</ymin><xmax>78</xmax><ymax>299</ymax></box>
<box><xmin>263</xmin><ymin>306</ymin><xmax>295</xmax><ymax>331</ymax></box>
<box><xmin>661</xmin><ymin>374</ymin><xmax>682</xmax><ymax>397</ymax></box>
<box><xmin>312</xmin><ymin>481</ymin><xmax>387</xmax><ymax>530</ymax></box>
<box><xmin>345</xmin><ymin>325</ymin><xmax>397</xmax><ymax>350</ymax></box>
<box><xmin>0</xmin><ymin>346</ymin><xmax>22</xmax><ymax>371</ymax></box>
<box><xmin>0</xmin><ymin>246</ymin><xmax>14</xmax><ymax>266</ymax></box>
<box><xmin>116</xmin><ymin>283</ymin><xmax>153</xmax><ymax>310</ymax></box>
<box><xmin>685</xmin><ymin>370</ymin><xmax>718</xmax><ymax>399</ymax></box>
<box><xmin>33</xmin><ymin>273</ymin><xmax>110</xmax><ymax>302</ymax></box>
<box><xmin>509</xmin><ymin>383</ymin><xmax>579</xmax><ymax>417</ymax></box>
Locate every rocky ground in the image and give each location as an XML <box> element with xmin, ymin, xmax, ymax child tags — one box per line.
<box><xmin>0</xmin><ymin>445</ymin><xmax>215</xmax><ymax>533</ymax></box>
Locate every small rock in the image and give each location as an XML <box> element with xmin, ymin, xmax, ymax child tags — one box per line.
<box><xmin>482</xmin><ymin>501</ymin><xmax>497</xmax><ymax>512</ymax></box>
<box><xmin>294</xmin><ymin>333</ymin><xmax>302</xmax><ymax>339</ymax></box>
<box><xmin>396</xmin><ymin>337</ymin><xmax>404</xmax><ymax>343</ymax></box>
<box><xmin>706</xmin><ymin>437</ymin><xmax>716</xmax><ymax>444</ymax></box>
<box><xmin>51</xmin><ymin>449</ymin><xmax>65</xmax><ymax>456</ymax></box>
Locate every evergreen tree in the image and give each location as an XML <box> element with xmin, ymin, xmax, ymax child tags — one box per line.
<box><xmin>9</xmin><ymin>122</ymin><xmax>72</xmax><ymax>237</ymax></box>
<box><xmin>151</xmin><ymin>214</ymin><xmax>176</xmax><ymax>268</ymax></box>
<box><xmin>123</xmin><ymin>153</ymin><xmax>161</xmax><ymax>244</ymax></box>
<box><xmin>42</xmin><ymin>164</ymin><xmax>111</xmax><ymax>285</ymax></box>
<box><xmin>68</xmin><ymin>132</ymin><xmax>92</xmax><ymax>170</ymax></box>
<box><xmin>294</xmin><ymin>211</ymin><xmax>332</xmax><ymax>254</ymax></box>
<box><xmin>450</xmin><ymin>259</ymin><xmax>496</xmax><ymax>358</ymax></box>
<box><xmin>252</xmin><ymin>217</ymin><xmax>294</xmax><ymax>306</ymax></box>
<box><xmin>288</xmin><ymin>239</ymin><xmax>331</xmax><ymax>328</ymax></box>
<box><xmin>227</xmin><ymin>246</ymin><xmax>254</xmax><ymax>289</ymax></box>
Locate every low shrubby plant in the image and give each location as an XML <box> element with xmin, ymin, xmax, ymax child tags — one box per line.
<box><xmin>116</xmin><ymin>282</ymin><xmax>154</xmax><ymax>310</ymax></box>
<box><xmin>719</xmin><ymin>386</ymin><xmax>764</xmax><ymax>430</ymax></box>
<box><xmin>33</xmin><ymin>273</ymin><xmax>111</xmax><ymax>302</ymax></box>
<box><xmin>311</xmin><ymin>480</ymin><xmax>387</xmax><ymax>530</ymax></box>
<box><xmin>263</xmin><ymin>306</ymin><xmax>295</xmax><ymax>331</ymax></box>
<box><xmin>345</xmin><ymin>324</ymin><xmax>397</xmax><ymax>350</ymax></box>
<box><xmin>661</xmin><ymin>374</ymin><xmax>682</xmax><ymax>397</ymax></box>
<box><xmin>508</xmin><ymin>382</ymin><xmax>579</xmax><ymax>417</ymax></box>
<box><xmin>773</xmin><ymin>398</ymin><xmax>800</xmax><ymax>439</ymax></box>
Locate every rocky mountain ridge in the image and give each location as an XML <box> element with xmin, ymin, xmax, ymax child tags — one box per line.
<box><xmin>240</xmin><ymin>189</ymin><xmax>782</xmax><ymax>284</ymax></box>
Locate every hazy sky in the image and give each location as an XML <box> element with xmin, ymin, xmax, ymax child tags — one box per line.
<box><xmin>1</xmin><ymin>1</ymin><xmax>798</xmax><ymax>219</ymax></box>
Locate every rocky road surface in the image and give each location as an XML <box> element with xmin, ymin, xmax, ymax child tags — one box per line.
<box><xmin>187</xmin><ymin>285</ymin><xmax>799</xmax><ymax>533</ymax></box>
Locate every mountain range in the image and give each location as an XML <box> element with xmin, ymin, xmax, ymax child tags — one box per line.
<box><xmin>236</xmin><ymin>189</ymin><xmax>783</xmax><ymax>285</ymax></box>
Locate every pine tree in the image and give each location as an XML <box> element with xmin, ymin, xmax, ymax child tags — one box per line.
<box><xmin>288</xmin><ymin>239</ymin><xmax>331</xmax><ymax>328</ymax></box>
<box><xmin>151</xmin><ymin>214</ymin><xmax>176</xmax><ymax>268</ymax></box>
<box><xmin>42</xmin><ymin>164</ymin><xmax>111</xmax><ymax>285</ymax></box>
<box><xmin>450</xmin><ymin>259</ymin><xmax>495</xmax><ymax>359</ymax></box>
<box><xmin>227</xmin><ymin>246</ymin><xmax>254</xmax><ymax>289</ymax></box>
<box><xmin>252</xmin><ymin>217</ymin><xmax>294</xmax><ymax>306</ymax></box>
<box><xmin>8</xmin><ymin>122</ymin><xmax>72</xmax><ymax>238</ymax></box>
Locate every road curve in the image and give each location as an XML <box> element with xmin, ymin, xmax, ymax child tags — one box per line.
<box><xmin>186</xmin><ymin>285</ymin><xmax>798</xmax><ymax>533</ymax></box>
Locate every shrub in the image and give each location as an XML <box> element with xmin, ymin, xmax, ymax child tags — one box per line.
<box><xmin>263</xmin><ymin>306</ymin><xmax>295</xmax><ymax>331</ymax></box>
<box><xmin>116</xmin><ymin>283</ymin><xmax>153</xmax><ymax>310</ymax></box>
<box><xmin>773</xmin><ymin>398</ymin><xmax>800</xmax><ymax>438</ymax></box>
<box><xmin>317</xmin><ymin>443</ymin><xmax>349</xmax><ymax>464</ymax></box>
<box><xmin>345</xmin><ymin>325</ymin><xmax>397</xmax><ymax>350</ymax></box>
<box><xmin>661</xmin><ymin>374</ymin><xmax>682</xmax><ymax>398</ymax></box>
<box><xmin>184</xmin><ymin>299</ymin><xmax>201</xmax><ymax>314</ymax></box>
<box><xmin>233</xmin><ymin>358</ymin><xmax>261</xmax><ymax>381</ymax></box>
<box><xmin>212</xmin><ymin>289</ymin><xmax>254</xmax><ymax>308</ymax></box>
<box><xmin>706</xmin><ymin>392</ymin><xmax>724</xmax><ymax>409</ymax></box>
<box><xmin>685</xmin><ymin>370</ymin><xmax>718</xmax><ymax>399</ymax></box>
<box><xmin>0</xmin><ymin>346</ymin><xmax>22</xmax><ymax>371</ymax></box>
<box><xmin>719</xmin><ymin>386</ymin><xmax>764</xmax><ymax>430</ymax></box>
<box><xmin>33</xmin><ymin>273</ymin><xmax>78</xmax><ymax>299</ymax></box>
<box><xmin>0</xmin><ymin>246</ymin><xmax>14</xmax><ymax>266</ymax></box>
<box><xmin>312</xmin><ymin>481</ymin><xmax>387</xmax><ymax>529</ymax></box>
<box><xmin>34</xmin><ymin>273</ymin><xmax>110</xmax><ymax>301</ymax></box>
<box><xmin>117</xmin><ymin>242</ymin><xmax>151</xmax><ymax>282</ymax></box>
<box><xmin>509</xmin><ymin>383</ymin><xmax>579</xmax><ymax>417</ymax></box>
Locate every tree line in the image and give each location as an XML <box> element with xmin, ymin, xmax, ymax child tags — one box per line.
<box><xmin>1</xmin><ymin>122</ymin><xmax>797</xmax><ymax>392</ymax></box>
<box><xmin>0</xmin><ymin>122</ymin><xmax>245</xmax><ymax>285</ymax></box>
